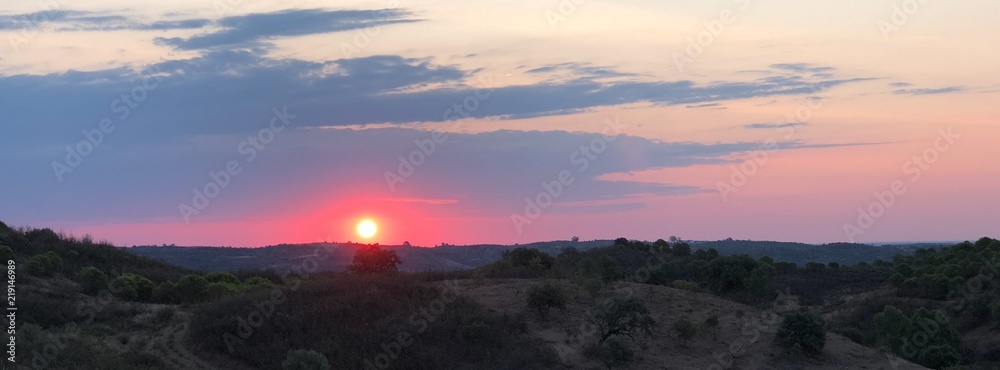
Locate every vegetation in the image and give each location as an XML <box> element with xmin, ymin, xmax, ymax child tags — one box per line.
<box><xmin>874</xmin><ymin>306</ymin><xmax>962</xmax><ymax>368</ymax></box>
<box><xmin>77</xmin><ymin>266</ymin><xmax>109</xmax><ymax>294</ymax></box>
<box><xmin>703</xmin><ymin>315</ymin><xmax>719</xmax><ymax>340</ymax></box>
<box><xmin>349</xmin><ymin>244</ymin><xmax>402</xmax><ymax>273</ymax></box>
<box><xmin>592</xmin><ymin>298</ymin><xmax>656</xmax><ymax>344</ymax></box>
<box><xmin>591</xmin><ymin>338</ymin><xmax>633</xmax><ymax>369</ymax></box>
<box><xmin>526</xmin><ymin>282</ymin><xmax>567</xmax><ymax>318</ymax></box>
<box><xmin>672</xmin><ymin>318</ymin><xmax>697</xmax><ymax>346</ymax></box>
<box><xmin>775</xmin><ymin>309</ymin><xmax>827</xmax><ymax>355</ymax></box>
<box><xmin>281</xmin><ymin>349</ymin><xmax>331</xmax><ymax>370</ymax></box>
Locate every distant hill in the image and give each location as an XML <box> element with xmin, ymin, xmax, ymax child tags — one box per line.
<box><xmin>125</xmin><ymin>239</ymin><xmax>945</xmax><ymax>272</ymax></box>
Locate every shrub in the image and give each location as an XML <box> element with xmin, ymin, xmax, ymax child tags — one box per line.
<box><xmin>27</xmin><ymin>251</ymin><xmax>62</xmax><ymax>276</ymax></box>
<box><xmin>110</xmin><ymin>273</ymin><xmax>155</xmax><ymax>301</ymax></box>
<box><xmin>0</xmin><ymin>245</ymin><xmax>14</xmax><ymax>262</ymax></box>
<box><xmin>592</xmin><ymin>298</ymin><xmax>656</xmax><ymax>343</ymax></box>
<box><xmin>526</xmin><ymin>282</ymin><xmax>567</xmax><ymax>318</ymax></box>
<box><xmin>205</xmin><ymin>272</ymin><xmax>240</xmax><ymax>285</ymax></box>
<box><xmin>281</xmin><ymin>349</ymin><xmax>331</xmax><ymax>370</ymax></box>
<box><xmin>673</xmin><ymin>318</ymin><xmax>697</xmax><ymax>345</ymax></box>
<box><xmin>206</xmin><ymin>282</ymin><xmax>240</xmax><ymax>300</ymax></box>
<box><xmin>152</xmin><ymin>281</ymin><xmax>178</xmax><ymax>303</ymax></box>
<box><xmin>775</xmin><ymin>309</ymin><xmax>826</xmax><ymax>354</ymax></box>
<box><xmin>77</xmin><ymin>266</ymin><xmax>109</xmax><ymax>295</ymax></box>
<box><xmin>349</xmin><ymin>245</ymin><xmax>402</xmax><ymax>273</ymax></box>
<box><xmin>598</xmin><ymin>255</ymin><xmax>620</xmax><ymax>282</ymax></box>
<box><xmin>245</xmin><ymin>276</ymin><xmax>276</xmax><ymax>290</ymax></box>
<box><xmin>175</xmin><ymin>275</ymin><xmax>209</xmax><ymax>302</ymax></box>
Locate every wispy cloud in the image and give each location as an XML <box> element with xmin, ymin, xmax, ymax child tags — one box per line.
<box><xmin>744</xmin><ymin>122</ymin><xmax>808</xmax><ymax>129</ymax></box>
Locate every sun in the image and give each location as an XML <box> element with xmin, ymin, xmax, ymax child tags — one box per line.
<box><xmin>356</xmin><ymin>219</ymin><xmax>377</xmax><ymax>239</ymax></box>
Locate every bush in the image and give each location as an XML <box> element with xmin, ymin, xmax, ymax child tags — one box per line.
<box><xmin>775</xmin><ymin>309</ymin><xmax>826</xmax><ymax>355</ymax></box>
<box><xmin>110</xmin><ymin>273</ymin><xmax>155</xmax><ymax>301</ymax></box>
<box><xmin>175</xmin><ymin>275</ymin><xmax>209</xmax><ymax>302</ymax></box>
<box><xmin>77</xmin><ymin>266</ymin><xmax>109</xmax><ymax>295</ymax></box>
<box><xmin>0</xmin><ymin>245</ymin><xmax>14</xmax><ymax>262</ymax></box>
<box><xmin>673</xmin><ymin>318</ymin><xmax>697</xmax><ymax>345</ymax></box>
<box><xmin>205</xmin><ymin>272</ymin><xmax>240</xmax><ymax>284</ymax></box>
<box><xmin>503</xmin><ymin>247</ymin><xmax>555</xmax><ymax>270</ymax></box>
<box><xmin>526</xmin><ymin>282</ymin><xmax>567</xmax><ymax>318</ymax></box>
<box><xmin>703</xmin><ymin>315</ymin><xmax>719</xmax><ymax>340</ymax></box>
<box><xmin>281</xmin><ymin>349</ymin><xmax>331</xmax><ymax>370</ymax></box>
<box><xmin>27</xmin><ymin>251</ymin><xmax>62</xmax><ymax>276</ymax></box>
<box><xmin>152</xmin><ymin>281</ymin><xmax>178</xmax><ymax>303</ymax></box>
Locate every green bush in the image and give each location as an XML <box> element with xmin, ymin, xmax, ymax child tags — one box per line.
<box><xmin>110</xmin><ymin>273</ymin><xmax>155</xmax><ymax>301</ymax></box>
<box><xmin>77</xmin><ymin>266</ymin><xmax>109</xmax><ymax>295</ymax></box>
<box><xmin>175</xmin><ymin>274</ymin><xmax>209</xmax><ymax>302</ymax></box>
<box><xmin>526</xmin><ymin>282</ymin><xmax>566</xmax><ymax>318</ymax></box>
<box><xmin>205</xmin><ymin>272</ymin><xmax>240</xmax><ymax>284</ymax></box>
<box><xmin>27</xmin><ymin>251</ymin><xmax>62</xmax><ymax>276</ymax></box>
<box><xmin>775</xmin><ymin>309</ymin><xmax>826</xmax><ymax>354</ymax></box>
<box><xmin>152</xmin><ymin>281</ymin><xmax>178</xmax><ymax>303</ymax></box>
<box><xmin>281</xmin><ymin>349</ymin><xmax>331</xmax><ymax>370</ymax></box>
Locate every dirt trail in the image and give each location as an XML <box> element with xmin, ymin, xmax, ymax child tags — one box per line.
<box><xmin>144</xmin><ymin>312</ymin><xmax>220</xmax><ymax>370</ymax></box>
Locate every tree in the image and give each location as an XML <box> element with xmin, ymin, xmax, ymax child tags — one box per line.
<box><xmin>874</xmin><ymin>305</ymin><xmax>911</xmax><ymax>354</ymax></box>
<box><xmin>349</xmin><ymin>245</ymin><xmax>402</xmax><ymax>273</ymax></box>
<box><xmin>0</xmin><ymin>245</ymin><xmax>14</xmax><ymax>263</ymax></box>
<box><xmin>614</xmin><ymin>237</ymin><xmax>629</xmax><ymax>247</ymax></box>
<box><xmin>598</xmin><ymin>255</ymin><xmax>620</xmax><ymax>282</ymax></box>
<box><xmin>703</xmin><ymin>315</ymin><xmax>720</xmax><ymax>340</ymax></box>
<box><xmin>775</xmin><ymin>309</ymin><xmax>826</xmax><ymax>354</ymax></box>
<box><xmin>672</xmin><ymin>242</ymin><xmax>691</xmax><ymax>257</ymax></box>
<box><xmin>571</xmin><ymin>236</ymin><xmax>580</xmax><ymax>243</ymax></box>
<box><xmin>526</xmin><ymin>282</ymin><xmax>567</xmax><ymax>319</ymax></box>
<box><xmin>27</xmin><ymin>251</ymin><xmax>62</xmax><ymax>276</ymax></box>
<box><xmin>502</xmin><ymin>247</ymin><xmax>553</xmax><ymax>269</ymax></box>
<box><xmin>205</xmin><ymin>272</ymin><xmax>240</xmax><ymax>284</ymax></box>
<box><xmin>673</xmin><ymin>318</ymin><xmax>697</xmax><ymax>345</ymax></box>
<box><xmin>592</xmin><ymin>298</ymin><xmax>656</xmax><ymax>344</ymax></box>
<box><xmin>746</xmin><ymin>264</ymin><xmax>776</xmax><ymax>300</ymax></box>
<box><xmin>77</xmin><ymin>266</ymin><xmax>108</xmax><ymax>295</ymax></box>
<box><xmin>281</xmin><ymin>349</ymin><xmax>331</xmax><ymax>370</ymax></box>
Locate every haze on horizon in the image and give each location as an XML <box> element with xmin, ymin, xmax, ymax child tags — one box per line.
<box><xmin>1</xmin><ymin>0</ymin><xmax>998</xmax><ymax>247</ymax></box>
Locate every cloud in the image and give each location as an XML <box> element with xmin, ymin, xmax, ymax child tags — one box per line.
<box><xmin>744</xmin><ymin>122</ymin><xmax>808</xmax><ymax>129</ymax></box>
<box><xmin>157</xmin><ymin>9</ymin><xmax>418</xmax><ymax>50</ymax></box>
<box><xmin>0</xmin><ymin>125</ymin><xmax>791</xmax><ymax>225</ymax></box>
<box><xmin>770</xmin><ymin>63</ymin><xmax>836</xmax><ymax>74</ymax></box>
<box><xmin>0</xmin><ymin>10</ymin><xmax>209</xmax><ymax>31</ymax></box>
<box><xmin>0</xmin><ymin>54</ymin><xmax>873</xmax><ymax>154</ymax></box>
<box><xmin>889</xmin><ymin>82</ymin><xmax>912</xmax><ymax>88</ymax></box>
<box><xmin>893</xmin><ymin>86</ymin><xmax>964</xmax><ymax>95</ymax></box>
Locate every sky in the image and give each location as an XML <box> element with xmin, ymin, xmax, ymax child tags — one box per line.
<box><xmin>1</xmin><ymin>0</ymin><xmax>998</xmax><ymax>247</ymax></box>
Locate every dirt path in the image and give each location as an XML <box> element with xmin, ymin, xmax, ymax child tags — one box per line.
<box><xmin>144</xmin><ymin>312</ymin><xmax>220</xmax><ymax>370</ymax></box>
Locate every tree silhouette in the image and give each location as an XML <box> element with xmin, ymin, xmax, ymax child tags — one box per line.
<box><xmin>349</xmin><ymin>245</ymin><xmax>402</xmax><ymax>273</ymax></box>
<box><xmin>592</xmin><ymin>298</ymin><xmax>656</xmax><ymax>344</ymax></box>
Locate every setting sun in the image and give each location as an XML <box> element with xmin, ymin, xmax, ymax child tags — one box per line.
<box><xmin>356</xmin><ymin>219</ymin><xmax>377</xmax><ymax>239</ymax></box>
